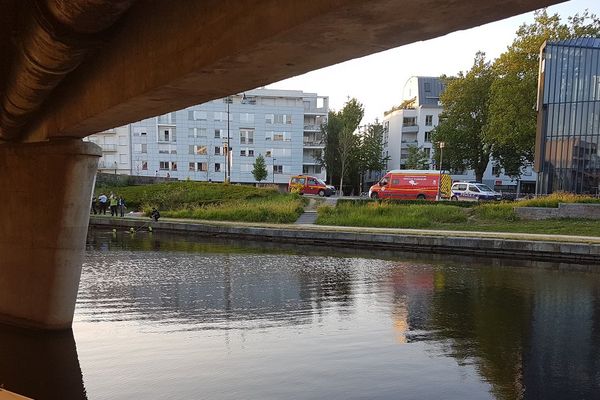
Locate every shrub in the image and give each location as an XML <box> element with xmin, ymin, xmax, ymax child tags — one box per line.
<box><xmin>474</xmin><ymin>202</ymin><xmax>519</xmax><ymax>221</ymax></box>
<box><xmin>517</xmin><ymin>192</ymin><xmax>600</xmax><ymax>208</ymax></box>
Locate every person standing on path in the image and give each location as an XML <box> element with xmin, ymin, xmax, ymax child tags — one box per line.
<box><xmin>118</xmin><ymin>196</ymin><xmax>126</xmax><ymax>217</ymax></box>
<box><xmin>98</xmin><ymin>193</ymin><xmax>108</xmax><ymax>214</ymax></box>
<box><xmin>91</xmin><ymin>196</ymin><xmax>97</xmax><ymax>214</ymax></box>
<box><xmin>110</xmin><ymin>195</ymin><xmax>118</xmax><ymax>216</ymax></box>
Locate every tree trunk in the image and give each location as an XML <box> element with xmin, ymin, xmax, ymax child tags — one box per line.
<box><xmin>339</xmin><ymin>160</ymin><xmax>345</xmax><ymax>197</ymax></box>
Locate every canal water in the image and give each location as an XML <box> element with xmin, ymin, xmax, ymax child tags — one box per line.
<box><xmin>2</xmin><ymin>229</ymin><xmax>600</xmax><ymax>400</ymax></box>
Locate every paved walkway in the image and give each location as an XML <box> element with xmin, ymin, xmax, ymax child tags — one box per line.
<box><xmin>294</xmin><ymin>196</ymin><xmax>338</xmax><ymax>225</ymax></box>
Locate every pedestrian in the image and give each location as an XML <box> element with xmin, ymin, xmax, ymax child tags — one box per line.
<box><xmin>98</xmin><ymin>193</ymin><xmax>108</xmax><ymax>214</ymax></box>
<box><xmin>118</xmin><ymin>196</ymin><xmax>126</xmax><ymax>217</ymax></box>
<box><xmin>151</xmin><ymin>207</ymin><xmax>160</xmax><ymax>222</ymax></box>
<box><xmin>91</xmin><ymin>196</ymin><xmax>97</xmax><ymax>214</ymax></box>
<box><xmin>155</xmin><ymin>170</ymin><xmax>158</xmax><ymax>177</ymax></box>
<box><xmin>110</xmin><ymin>195</ymin><xmax>118</xmax><ymax>216</ymax></box>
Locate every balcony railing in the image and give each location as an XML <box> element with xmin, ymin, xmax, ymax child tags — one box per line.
<box><xmin>303</xmin><ymin>140</ymin><xmax>324</xmax><ymax>147</ymax></box>
<box><xmin>402</xmin><ymin>125</ymin><xmax>419</xmax><ymax>133</ymax></box>
<box><xmin>101</xmin><ymin>144</ymin><xmax>117</xmax><ymax>152</ymax></box>
<box><xmin>303</xmin><ymin>124</ymin><xmax>321</xmax><ymax>131</ymax></box>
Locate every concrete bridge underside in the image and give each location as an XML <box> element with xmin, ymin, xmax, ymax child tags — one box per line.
<box><xmin>0</xmin><ymin>0</ymin><xmax>561</xmax><ymax>329</ymax></box>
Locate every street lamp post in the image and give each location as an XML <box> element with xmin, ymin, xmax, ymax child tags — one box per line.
<box><xmin>436</xmin><ymin>142</ymin><xmax>445</xmax><ymax>201</ymax></box>
<box><xmin>272</xmin><ymin>157</ymin><xmax>277</xmax><ymax>184</ymax></box>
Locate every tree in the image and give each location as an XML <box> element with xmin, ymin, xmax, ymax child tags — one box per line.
<box><xmin>485</xmin><ymin>9</ymin><xmax>600</xmax><ymax>177</ymax></box>
<box><xmin>321</xmin><ymin>98</ymin><xmax>364</xmax><ymax>195</ymax></box>
<box><xmin>252</xmin><ymin>154</ymin><xmax>268</xmax><ymax>184</ymax></box>
<box><xmin>405</xmin><ymin>145</ymin><xmax>430</xmax><ymax>169</ymax></box>
<box><xmin>433</xmin><ymin>52</ymin><xmax>495</xmax><ymax>182</ymax></box>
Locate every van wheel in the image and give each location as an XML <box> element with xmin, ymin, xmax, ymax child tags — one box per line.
<box><xmin>318</xmin><ymin>190</ymin><xmax>325</xmax><ymax>197</ymax></box>
<box><xmin>451</xmin><ymin>196</ymin><xmax>458</xmax><ymax>201</ymax></box>
<box><xmin>417</xmin><ymin>194</ymin><xmax>426</xmax><ymax>200</ymax></box>
<box><xmin>370</xmin><ymin>192</ymin><xmax>378</xmax><ymax>199</ymax></box>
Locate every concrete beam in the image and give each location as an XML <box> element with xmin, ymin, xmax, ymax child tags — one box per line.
<box><xmin>23</xmin><ymin>0</ymin><xmax>561</xmax><ymax>141</ymax></box>
<box><xmin>0</xmin><ymin>139</ymin><xmax>100</xmax><ymax>329</ymax></box>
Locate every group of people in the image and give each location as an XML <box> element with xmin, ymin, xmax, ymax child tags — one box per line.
<box><xmin>92</xmin><ymin>192</ymin><xmax>126</xmax><ymax>217</ymax></box>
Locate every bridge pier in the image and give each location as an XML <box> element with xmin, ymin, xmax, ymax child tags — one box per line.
<box><xmin>0</xmin><ymin>139</ymin><xmax>100</xmax><ymax>330</ymax></box>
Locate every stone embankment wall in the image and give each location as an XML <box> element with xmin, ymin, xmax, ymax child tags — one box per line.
<box><xmin>515</xmin><ymin>203</ymin><xmax>600</xmax><ymax>220</ymax></box>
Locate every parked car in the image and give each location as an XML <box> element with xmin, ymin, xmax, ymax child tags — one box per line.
<box><xmin>289</xmin><ymin>175</ymin><xmax>335</xmax><ymax>197</ymax></box>
<box><xmin>450</xmin><ymin>182</ymin><xmax>501</xmax><ymax>201</ymax></box>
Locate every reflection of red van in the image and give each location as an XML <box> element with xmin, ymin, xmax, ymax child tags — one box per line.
<box><xmin>289</xmin><ymin>175</ymin><xmax>335</xmax><ymax>197</ymax></box>
<box><xmin>368</xmin><ymin>170</ymin><xmax>451</xmax><ymax>200</ymax></box>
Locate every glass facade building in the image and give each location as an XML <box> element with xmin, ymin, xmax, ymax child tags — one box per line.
<box><xmin>535</xmin><ymin>38</ymin><xmax>600</xmax><ymax>194</ymax></box>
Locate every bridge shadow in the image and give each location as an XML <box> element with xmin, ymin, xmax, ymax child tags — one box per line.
<box><xmin>0</xmin><ymin>325</ymin><xmax>87</xmax><ymax>399</ymax></box>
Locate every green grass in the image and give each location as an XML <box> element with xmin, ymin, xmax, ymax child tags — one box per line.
<box><xmin>518</xmin><ymin>192</ymin><xmax>600</xmax><ymax>208</ymax></box>
<box><xmin>96</xmin><ymin>181</ymin><xmax>306</xmax><ymax>223</ymax></box>
<box><xmin>160</xmin><ymin>196</ymin><xmax>305</xmax><ymax>224</ymax></box>
<box><xmin>316</xmin><ymin>198</ymin><xmax>600</xmax><ymax>236</ymax></box>
<box><xmin>317</xmin><ymin>201</ymin><xmax>467</xmax><ymax>229</ymax></box>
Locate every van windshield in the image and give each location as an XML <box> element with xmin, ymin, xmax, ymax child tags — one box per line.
<box><xmin>476</xmin><ymin>184</ymin><xmax>493</xmax><ymax>192</ymax></box>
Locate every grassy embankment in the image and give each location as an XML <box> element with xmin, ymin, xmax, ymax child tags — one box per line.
<box><xmin>316</xmin><ymin>193</ymin><xmax>600</xmax><ymax>236</ymax></box>
<box><xmin>95</xmin><ymin>181</ymin><xmax>306</xmax><ymax>223</ymax></box>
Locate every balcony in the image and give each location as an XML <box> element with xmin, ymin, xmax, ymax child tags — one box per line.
<box><xmin>402</xmin><ymin>125</ymin><xmax>419</xmax><ymax>134</ymax></box>
<box><xmin>303</xmin><ymin>124</ymin><xmax>321</xmax><ymax>131</ymax></box>
<box><xmin>302</xmin><ymin>157</ymin><xmax>320</xmax><ymax>164</ymax></box>
<box><xmin>400</xmin><ymin>140</ymin><xmax>419</xmax><ymax>148</ymax></box>
<box><xmin>101</xmin><ymin>144</ymin><xmax>117</xmax><ymax>152</ymax></box>
<box><xmin>303</xmin><ymin>139</ymin><xmax>324</xmax><ymax>148</ymax></box>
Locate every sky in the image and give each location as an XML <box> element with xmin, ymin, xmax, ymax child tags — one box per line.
<box><xmin>267</xmin><ymin>0</ymin><xmax>600</xmax><ymax>124</ymax></box>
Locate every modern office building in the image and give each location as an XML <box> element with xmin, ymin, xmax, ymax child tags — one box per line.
<box><xmin>87</xmin><ymin>88</ymin><xmax>328</xmax><ymax>184</ymax></box>
<box><xmin>535</xmin><ymin>37</ymin><xmax>600</xmax><ymax>195</ymax></box>
<box><xmin>383</xmin><ymin>76</ymin><xmax>537</xmax><ymax>192</ymax></box>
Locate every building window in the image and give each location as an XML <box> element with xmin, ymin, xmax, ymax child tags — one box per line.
<box><xmin>189</xmin><ymin>127</ymin><xmax>207</xmax><ymax>138</ymax></box>
<box><xmin>133</xmin><ymin>143</ymin><xmax>147</xmax><ymax>153</ymax></box>
<box><xmin>189</xmin><ymin>162</ymin><xmax>195</xmax><ymax>171</ymax></box>
<box><xmin>273</xmin><ymin>132</ymin><xmax>286</xmax><ymax>141</ymax></box>
<box><xmin>424</xmin><ymin>131</ymin><xmax>433</xmax><ymax>142</ymax></box>
<box><xmin>425</xmin><ymin>115</ymin><xmax>433</xmax><ymax>126</ymax></box>
<box><xmin>240</xmin><ymin>129</ymin><xmax>254</xmax><ymax>144</ymax></box>
<box><xmin>159</xmin><ymin>161</ymin><xmax>170</xmax><ymax>170</ymax></box>
<box><xmin>158</xmin><ymin>113</ymin><xmax>175</xmax><ymax>124</ymax></box>
<box><xmin>273</xmin><ymin>165</ymin><xmax>283</xmax><ymax>174</ymax></box>
<box><xmin>248</xmin><ymin>149</ymin><xmax>254</xmax><ymax>157</ymax></box>
<box><xmin>158</xmin><ymin>127</ymin><xmax>176</xmax><ymax>142</ymax></box>
<box><xmin>403</xmin><ymin>117</ymin><xmax>417</xmax><ymax>127</ymax></box>
<box><xmin>424</xmin><ymin>82</ymin><xmax>431</xmax><ymax>92</ymax></box>
<box><xmin>240</xmin><ymin>113</ymin><xmax>255</xmax><ymax>123</ymax></box>
<box><xmin>492</xmin><ymin>165</ymin><xmax>501</xmax><ymax>177</ymax></box>
<box><xmin>214</xmin><ymin>146</ymin><xmax>221</xmax><ymax>155</ymax></box>
<box><xmin>240</xmin><ymin>149</ymin><xmax>246</xmax><ymax>157</ymax></box>
<box><xmin>265</xmin><ymin>150</ymin><xmax>272</xmax><ymax>157</ymax></box>
<box><xmin>189</xmin><ymin>145</ymin><xmax>207</xmax><ymax>155</ymax></box>
<box><xmin>158</xmin><ymin>144</ymin><xmax>176</xmax><ymax>154</ymax></box>
<box><xmin>133</xmin><ymin>127</ymin><xmax>147</xmax><ymax>136</ymax></box>
<box><xmin>265</xmin><ymin>114</ymin><xmax>274</xmax><ymax>124</ymax></box>
<box><xmin>188</xmin><ymin>110</ymin><xmax>207</xmax><ymax>121</ymax></box>
<box><xmin>214</xmin><ymin>112</ymin><xmax>232</xmax><ymax>122</ymax></box>
<box><xmin>214</xmin><ymin>163</ymin><xmax>221</xmax><ymax>172</ymax></box>
<box><xmin>214</xmin><ymin>129</ymin><xmax>222</xmax><ymax>139</ymax></box>
<box><xmin>141</xmin><ymin>161</ymin><xmax>148</xmax><ymax>171</ymax></box>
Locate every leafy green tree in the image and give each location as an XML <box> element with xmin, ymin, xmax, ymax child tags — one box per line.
<box><xmin>358</xmin><ymin>121</ymin><xmax>388</xmax><ymax>173</ymax></box>
<box><xmin>433</xmin><ymin>52</ymin><xmax>495</xmax><ymax>182</ymax></box>
<box><xmin>405</xmin><ymin>145</ymin><xmax>430</xmax><ymax>169</ymax></box>
<box><xmin>485</xmin><ymin>9</ymin><xmax>600</xmax><ymax>177</ymax></box>
<box><xmin>252</xmin><ymin>154</ymin><xmax>268</xmax><ymax>184</ymax></box>
<box><xmin>321</xmin><ymin>98</ymin><xmax>364</xmax><ymax>195</ymax></box>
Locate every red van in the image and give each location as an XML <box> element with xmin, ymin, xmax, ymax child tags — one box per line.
<box><xmin>368</xmin><ymin>170</ymin><xmax>451</xmax><ymax>200</ymax></box>
<box><xmin>289</xmin><ymin>175</ymin><xmax>335</xmax><ymax>197</ymax></box>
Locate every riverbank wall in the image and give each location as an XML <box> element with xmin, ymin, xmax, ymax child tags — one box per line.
<box><xmin>89</xmin><ymin>216</ymin><xmax>600</xmax><ymax>264</ymax></box>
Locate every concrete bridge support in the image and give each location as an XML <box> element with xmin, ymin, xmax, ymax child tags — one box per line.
<box><xmin>0</xmin><ymin>139</ymin><xmax>100</xmax><ymax>330</ymax></box>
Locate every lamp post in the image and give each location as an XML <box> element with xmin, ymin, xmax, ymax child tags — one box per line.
<box><xmin>272</xmin><ymin>157</ymin><xmax>277</xmax><ymax>184</ymax></box>
<box><xmin>436</xmin><ymin>141</ymin><xmax>445</xmax><ymax>201</ymax></box>
<box><xmin>225</xmin><ymin>95</ymin><xmax>232</xmax><ymax>183</ymax></box>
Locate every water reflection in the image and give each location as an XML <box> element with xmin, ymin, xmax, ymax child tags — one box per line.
<box><xmin>0</xmin><ymin>325</ymin><xmax>87</xmax><ymax>399</ymax></box>
<box><xmin>3</xmin><ymin>229</ymin><xmax>600</xmax><ymax>399</ymax></box>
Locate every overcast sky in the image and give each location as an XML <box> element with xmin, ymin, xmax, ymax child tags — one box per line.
<box><xmin>268</xmin><ymin>0</ymin><xmax>600</xmax><ymax>124</ymax></box>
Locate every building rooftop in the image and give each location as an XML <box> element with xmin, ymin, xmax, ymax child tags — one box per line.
<box><xmin>547</xmin><ymin>37</ymin><xmax>600</xmax><ymax>48</ymax></box>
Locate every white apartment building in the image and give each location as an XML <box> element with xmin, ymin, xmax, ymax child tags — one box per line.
<box><xmin>87</xmin><ymin>88</ymin><xmax>328</xmax><ymax>184</ymax></box>
<box><xmin>382</xmin><ymin>76</ymin><xmax>536</xmax><ymax>193</ymax></box>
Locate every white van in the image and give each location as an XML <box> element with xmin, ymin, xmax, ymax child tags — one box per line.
<box><xmin>451</xmin><ymin>182</ymin><xmax>501</xmax><ymax>201</ymax></box>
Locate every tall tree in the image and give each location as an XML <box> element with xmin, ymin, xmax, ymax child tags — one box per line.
<box><xmin>433</xmin><ymin>52</ymin><xmax>495</xmax><ymax>182</ymax></box>
<box><xmin>358</xmin><ymin>121</ymin><xmax>388</xmax><ymax>174</ymax></box>
<box><xmin>405</xmin><ymin>145</ymin><xmax>430</xmax><ymax>169</ymax></box>
<box><xmin>321</xmin><ymin>98</ymin><xmax>364</xmax><ymax>195</ymax></box>
<box><xmin>252</xmin><ymin>154</ymin><xmax>268</xmax><ymax>184</ymax></box>
<box><xmin>485</xmin><ymin>9</ymin><xmax>600</xmax><ymax>177</ymax></box>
